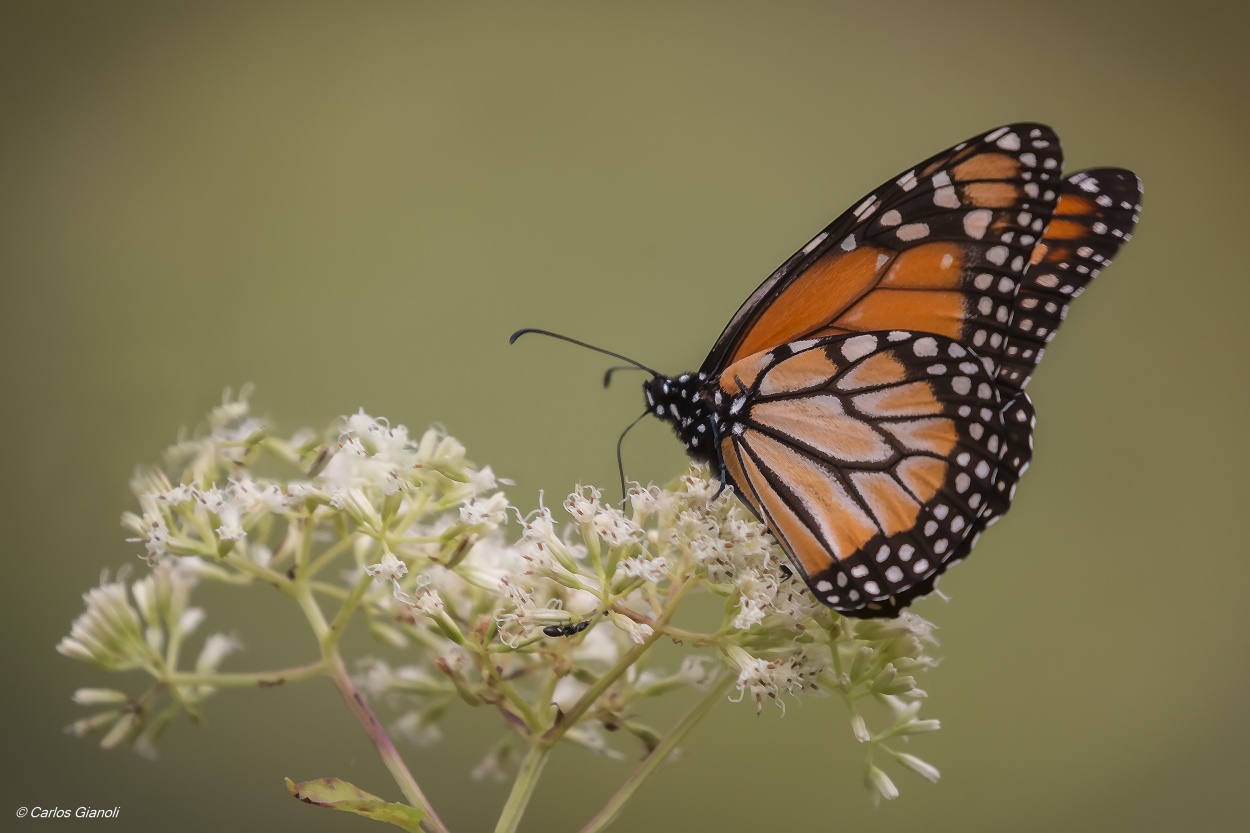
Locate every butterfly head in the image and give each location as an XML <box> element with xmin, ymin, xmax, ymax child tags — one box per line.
<box><xmin>644</xmin><ymin>372</ymin><xmax>720</xmax><ymax>465</ymax></box>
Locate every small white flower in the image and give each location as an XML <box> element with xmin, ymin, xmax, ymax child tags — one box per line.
<box><xmin>469</xmin><ymin>465</ymin><xmax>499</xmax><ymax>495</ymax></box>
<box><xmin>552</xmin><ymin>676</ymin><xmax>588</xmax><ymax>710</ymax></box>
<box><xmin>215</xmin><ymin>502</ymin><xmax>246</xmax><ymax>542</ymax></box>
<box><xmin>123</xmin><ymin>511</ymin><xmax>171</xmax><ymax>561</ymax></box>
<box><xmin>893</xmin><ymin>752</ymin><xmax>941</xmax><ymax>784</ymax></box>
<box><xmin>365</xmin><ymin>553</ymin><xmax>409</xmax><ymax>584</ymax></box>
<box><xmin>564</xmin><ymin>486</ymin><xmax>601</xmax><ymax>524</ymax></box>
<box><xmin>678</xmin><ymin>655</ymin><xmax>714</xmax><ymax>688</ymax></box>
<box><xmin>496</xmin><ymin>575</ymin><xmax>535</xmax><ymax>609</ymax></box>
<box><xmin>470</xmin><ymin>741</ymin><xmax>514</xmax><ymax>782</ymax></box>
<box><xmin>393</xmin><ymin>711</ymin><xmax>443</xmax><ymax>748</ymax></box>
<box><xmin>865</xmin><ymin>764</ymin><xmax>899</xmax><ymax>804</ymax></box>
<box><xmin>572</xmin><ymin>624</ymin><xmax>620</xmax><ymax>668</ymax></box>
<box><xmin>593</xmin><ymin>505</ymin><xmax>643</xmax><ymax>547</ymax></box>
<box><xmin>850</xmin><ymin>713</ymin><xmax>871</xmax><ymax>743</ymax></box>
<box><xmin>195</xmin><ymin>633</ymin><xmax>242</xmax><ymax>673</ymax></box>
<box><xmin>72</xmin><ymin>688</ymin><xmax>130</xmax><ymax>706</ymax></box>
<box><xmin>521</xmin><ymin>505</ymin><xmax>559</xmax><ymax>545</ymax></box>
<box><xmin>732</xmin><ymin>598</ymin><xmax>767</xmax><ymax>630</ymax></box>
<box><xmin>564</xmin><ymin>724</ymin><xmax>624</xmax><ymax>760</ymax></box>
<box><xmin>395</xmin><ymin>586</ymin><xmax>445</xmax><ymax>617</ymax></box>
<box><xmin>460</xmin><ymin>492</ymin><xmax>509</xmax><ymax>528</ymax></box>
<box><xmin>415</xmin><ymin>428</ymin><xmax>466</xmax><ymax>469</ymax></box>
<box><xmin>178</xmin><ymin>607</ymin><xmax>205</xmax><ymax>636</ymax></box>
<box><xmin>619</xmin><ymin>555</ymin><xmax>668</xmax><ymax>584</ymax></box>
<box><xmin>196</xmin><ymin>486</ymin><xmax>226</xmax><ymax>514</ymax></box>
<box><xmin>608</xmin><ymin>611</ymin><xmax>653</xmax><ymax>644</ymax></box>
<box><xmin>230</xmin><ymin>478</ymin><xmax>288</xmax><ymax>513</ymax></box>
<box><xmin>726</xmin><ymin>647</ymin><xmax>782</xmax><ymax>714</ymax></box>
<box><xmin>627</xmin><ymin>484</ymin><xmax>662</xmax><ymax>522</ymax></box>
<box><xmin>155</xmin><ymin>484</ymin><xmax>197</xmax><ymax>506</ymax></box>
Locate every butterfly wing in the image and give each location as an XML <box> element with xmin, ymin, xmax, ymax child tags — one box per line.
<box><xmin>995</xmin><ymin>168</ymin><xmax>1143</xmax><ymax>393</ymax></box>
<box><xmin>701</xmin><ymin>124</ymin><xmax>1066</xmax><ymax>378</ymax></box>
<box><xmin>985</xmin><ymin>168</ymin><xmax>1142</xmax><ymax>517</ymax></box>
<box><xmin>715</xmin><ymin>331</ymin><xmax>1008</xmax><ymax>617</ymax></box>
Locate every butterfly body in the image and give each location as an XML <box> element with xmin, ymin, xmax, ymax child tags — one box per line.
<box><xmin>643</xmin><ymin>124</ymin><xmax>1140</xmax><ymax>618</ymax></box>
<box><xmin>643</xmin><ymin>372</ymin><xmax>722</xmax><ymax>466</ymax></box>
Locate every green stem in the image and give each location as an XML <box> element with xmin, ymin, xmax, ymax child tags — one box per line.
<box><xmin>544</xmin><ymin>635</ymin><xmax>658</xmax><ymax>744</ymax></box>
<box><xmin>304</xmin><ymin>534</ymin><xmax>356</xmax><ymax>580</ymax></box>
<box><xmin>546</xmin><ymin>581</ymin><xmax>694</xmax><ymax>745</ymax></box>
<box><xmin>609</xmin><ymin>603</ymin><xmax>719</xmax><ymax>645</ymax></box>
<box><xmin>494</xmin><ymin>743</ymin><xmax>551</xmax><ymax>833</ymax></box>
<box><xmin>326</xmin><ymin>573</ymin><xmax>372</xmax><ymax>647</ymax></box>
<box><xmin>221</xmin><ymin>549</ymin><xmax>295</xmax><ymax>589</ymax></box>
<box><xmin>164</xmin><ymin>659</ymin><xmax>326</xmax><ymax>688</ymax></box>
<box><xmin>322</xmin><ymin>650</ymin><xmax>451</xmax><ymax>833</ymax></box>
<box><xmin>579</xmin><ymin>675</ymin><xmax>733</xmax><ymax>833</ymax></box>
<box><xmin>293</xmin><ymin>581</ymin><xmax>451</xmax><ymax>833</ymax></box>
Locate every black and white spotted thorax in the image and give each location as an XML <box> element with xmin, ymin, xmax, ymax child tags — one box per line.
<box><xmin>644</xmin><ymin>372</ymin><xmax>725</xmax><ymax>466</ymax></box>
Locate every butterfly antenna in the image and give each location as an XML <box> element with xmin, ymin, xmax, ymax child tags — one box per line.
<box><xmin>603</xmin><ymin>365</ymin><xmax>650</xmax><ymax>388</ymax></box>
<box><xmin>616</xmin><ymin>409</ymin><xmax>650</xmax><ymax>502</ymax></box>
<box><xmin>510</xmin><ymin>328</ymin><xmax>661</xmax><ymax>378</ymax></box>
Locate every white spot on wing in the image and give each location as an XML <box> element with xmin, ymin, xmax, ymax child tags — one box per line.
<box><xmin>841</xmin><ymin>334</ymin><xmax>879</xmax><ymax>361</ymax></box>
<box><xmin>963</xmin><ymin>209</ymin><xmax>992</xmax><ymax>239</ymax></box>
<box><xmin>800</xmin><ymin>232</ymin><xmax>828</xmax><ymax>255</ymax></box>
<box><xmin>912</xmin><ymin>336</ymin><xmax>939</xmax><ymax>357</ymax></box>
<box><xmin>853</xmin><ymin>196</ymin><xmax>878</xmax><ymax>219</ymax></box>
<box><xmin>934</xmin><ymin>186</ymin><xmax>960</xmax><ymax>208</ymax></box>
<box><xmin>896</xmin><ymin>222</ymin><xmax>929</xmax><ymax>241</ymax></box>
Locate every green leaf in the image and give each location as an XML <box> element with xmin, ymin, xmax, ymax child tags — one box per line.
<box><xmin>285</xmin><ymin>777</ymin><xmax>426</xmax><ymax>831</ymax></box>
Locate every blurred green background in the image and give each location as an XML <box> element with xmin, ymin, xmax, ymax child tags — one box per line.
<box><xmin>3</xmin><ymin>1</ymin><xmax>1247</xmax><ymax>831</ymax></box>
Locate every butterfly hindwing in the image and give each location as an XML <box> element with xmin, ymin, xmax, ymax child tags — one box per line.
<box><xmin>715</xmin><ymin>331</ymin><xmax>1008</xmax><ymax>617</ymax></box>
<box><xmin>984</xmin><ymin>391</ymin><xmax>1037</xmax><ymax>522</ymax></box>
<box><xmin>701</xmin><ymin>124</ymin><xmax>1067</xmax><ymax>378</ymax></box>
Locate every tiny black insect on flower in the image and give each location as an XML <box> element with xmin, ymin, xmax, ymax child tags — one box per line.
<box><xmin>542</xmin><ymin>621</ymin><xmax>590</xmax><ymax>638</ymax></box>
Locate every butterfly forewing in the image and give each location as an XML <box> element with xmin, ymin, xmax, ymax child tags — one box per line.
<box><xmin>984</xmin><ymin>168</ymin><xmax>1141</xmax><ymax>518</ymax></box>
<box><xmin>996</xmin><ymin>168</ymin><xmax>1143</xmax><ymax>393</ymax></box>
<box><xmin>717</xmin><ymin>331</ymin><xmax>1008</xmax><ymax>616</ymax></box>
<box><xmin>701</xmin><ymin>124</ymin><xmax>1066</xmax><ymax>378</ymax></box>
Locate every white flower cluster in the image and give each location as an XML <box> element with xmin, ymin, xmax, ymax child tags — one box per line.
<box><xmin>64</xmin><ymin>391</ymin><xmax>945</xmax><ymax>801</ymax></box>
<box><xmin>58</xmin><ymin>562</ymin><xmax>239</xmax><ymax>758</ymax></box>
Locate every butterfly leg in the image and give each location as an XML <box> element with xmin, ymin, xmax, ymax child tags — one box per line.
<box><xmin>709</xmin><ymin>419</ymin><xmax>730</xmax><ymax>499</ymax></box>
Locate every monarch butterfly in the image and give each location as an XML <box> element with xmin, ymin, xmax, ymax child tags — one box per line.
<box><xmin>514</xmin><ymin>123</ymin><xmax>1141</xmax><ymax>618</ymax></box>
